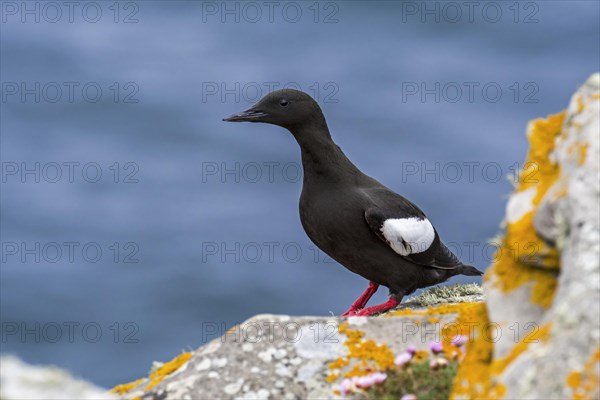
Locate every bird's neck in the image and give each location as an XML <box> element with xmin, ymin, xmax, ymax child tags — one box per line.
<box><xmin>289</xmin><ymin>119</ymin><xmax>364</xmax><ymax>184</ymax></box>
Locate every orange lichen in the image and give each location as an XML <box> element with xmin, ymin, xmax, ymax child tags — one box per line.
<box><xmin>333</xmin><ymin>302</ymin><xmax>556</xmax><ymax>398</ymax></box>
<box><xmin>339</xmin><ymin>323</ymin><xmax>395</xmax><ymax>372</ymax></box>
<box><xmin>327</xmin><ymin>323</ymin><xmax>395</xmax><ymax>381</ymax></box>
<box><xmin>145</xmin><ymin>352</ymin><xmax>193</xmax><ymax>391</ymax></box>
<box><xmin>568</xmin><ymin>347</ymin><xmax>600</xmax><ymax>400</ymax></box>
<box><xmin>386</xmin><ymin>302</ymin><xmax>494</xmax><ymax>398</ymax></box>
<box><xmin>579</xmin><ymin>142</ymin><xmax>589</xmax><ymax>165</ymax></box>
<box><xmin>110</xmin><ymin>352</ymin><xmax>192</xmax><ymax>396</ymax></box>
<box><xmin>451</xmin><ymin>111</ymin><xmax>568</xmax><ymax>398</ymax></box>
<box><xmin>413</xmin><ymin>350</ymin><xmax>429</xmax><ymax>363</ymax></box>
<box><xmin>449</xmin><ymin>302</ymin><xmax>493</xmax><ymax>399</ymax></box>
<box><xmin>577</xmin><ymin>95</ymin><xmax>585</xmax><ymax>113</ymax></box>
<box><xmin>342</xmin><ymin>339</ymin><xmax>395</xmax><ymax>377</ymax></box>
<box><xmin>568</xmin><ymin>371</ymin><xmax>583</xmax><ymax>389</ymax></box>
<box><xmin>111</xmin><ymin>378</ymin><xmax>144</xmax><ymax>395</ymax></box>
<box><xmin>486</xmin><ymin>111</ymin><xmax>566</xmax><ymax>309</ymax></box>
<box><xmin>490</xmin><ymin>323</ymin><xmax>551</xmax><ymax>377</ymax></box>
<box><xmin>389</xmin><ymin>302</ymin><xmax>483</xmax><ymax>362</ymax></box>
<box><xmin>486</xmin><ymin>382</ymin><xmax>508</xmax><ymax>399</ymax></box>
<box><xmin>328</xmin><ymin>357</ymin><xmax>349</xmax><ymax>370</ymax></box>
<box><xmin>226</xmin><ymin>324</ymin><xmax>239</xmax><ymax>335</ymax></box>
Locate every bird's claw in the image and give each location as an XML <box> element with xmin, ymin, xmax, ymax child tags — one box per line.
<box><xmin>355</xmin><ymin>308</ymin><xmax>376</xmax><ymax>316</ymax></box>
<box><xmin>342</xmin><ymin>308</ymin><xmax>376</xmax><ymax>317</ymax></box>
<box><xmin>340</xmin><ymin>308</ymin><xmax>360</xmax><ymax>317</ymax></box>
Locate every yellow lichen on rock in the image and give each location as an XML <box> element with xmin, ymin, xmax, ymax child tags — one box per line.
<box><xmin>450</xmin><ymin>302</ymin><xmax>493</xmax><ymax>399</ymax></box>
<box><xmin>452</xmin><ymin>74</ymin><xmax>599</xmax><ymax>400</ymax></box>
<box><xmin>110</xmin><ymin>352</ymin><xmax>192</xmax><ymax>397</ymax></box>
<box><xmin>451</xmin><ymin>311</ymin><xmax>550</xmax><ymax>400</ymax></box>
<box><xmin>578</xmin><ymin>142</ymin><xmax>589</xmax><ymax>165</ymax></box>
<box><xmin>453</xmin><ymin>111</ymin><xmax>567</xmax><ymax>398</ymax></box>
<box><xmin>145</xmin><ymin>352</ymin><xmax>192</xmax><ymax>391</ymax></box>
<box><xmin>327</xmin><ymin>322</ymin><xmax>395</xmax><ymax>381</ymax></box>
<box><xmin>389</xmin><ymin>302</ymin><xmax>485</xmax><ymax>361</ymax></box>
<box><xmin>488</xmin><ymin>323</ymin><xmax>551</xmax><ymax>386</ymax></box>
<box><xmin>340</xmin><ymin>322</ymin><xmax>396</xmax><ymax>374</ymax></box>
<box><xmin>485</xmin><ymin>111</ymin><xmax>566</xmax><ymax>309</ymax></box>
<box><xmin>567</xmin><ymin>348</ymin><xmax>600</xmax><ymax>400</ymax></box>
<box><xmin>111</xmin><ymin>378</ymin><xmax>144</xmax><ymax>395</ymax></box>
<box><xmin>387</xmin><ymin>302</ymin><xmax>495</xmax><ymax>399</ymax></box>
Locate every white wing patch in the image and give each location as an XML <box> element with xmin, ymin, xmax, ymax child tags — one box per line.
<box><xmin>381</xmin><ymin>217</ymin><xmax>435</xmax><ymax>256</ymax></box>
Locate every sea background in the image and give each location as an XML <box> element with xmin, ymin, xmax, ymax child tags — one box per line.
<box><xmin>1</xmin><ymin>1</ymin><xmax>599</xmax><ymax>386</ymax></box>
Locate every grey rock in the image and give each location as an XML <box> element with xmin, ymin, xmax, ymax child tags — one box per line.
<box><xmin>120</xmin><ymin>300</ymin><xmax>471</xmax><ymax>400</ymax></box>
<box><xmin>0</xmin><ymin>355</ymin><xmax>115</xmax><ymax>400</ymax></box>
<box><xmin>492</xmin><ymin>73</ymin><xmax>600</xmax><ymax>399</ymax></box>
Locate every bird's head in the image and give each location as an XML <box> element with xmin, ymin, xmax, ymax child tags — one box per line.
<box><xmin>223</xmin><ymin>89</ymin><xmax>323</xmax><ymax>130</ymax></box>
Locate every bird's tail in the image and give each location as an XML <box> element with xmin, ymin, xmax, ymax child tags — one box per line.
<box><xmin>459</xmin><ymin>264</ymin><xmax>484</xmax><ymax>276</ymax></box>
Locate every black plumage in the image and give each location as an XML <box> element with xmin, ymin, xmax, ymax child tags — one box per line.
<box><xmin>224</xmin><ymin>89</ymin><xmax>482</xmax><ymax>316</ymax></box>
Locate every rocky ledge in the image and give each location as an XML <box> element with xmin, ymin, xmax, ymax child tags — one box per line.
<box><xmin>111</xmin><ymin>73</ymin><xmax>599</xmax><ymax>400</ymax></box>
<box><xmin>112</xmin><ymin>285</ymin><xmax>483</xmax><ymax>400</ymax></box>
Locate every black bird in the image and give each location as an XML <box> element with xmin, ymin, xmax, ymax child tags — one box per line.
<box><xmin>223</xmin><ymin>89</ymin><xmax>482</xmax><ymax>316</ymax></box>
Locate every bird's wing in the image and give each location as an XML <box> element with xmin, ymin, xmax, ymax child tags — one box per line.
<box><xmin>364</xmin><ymin>207</ymin><xmax>462</xmax><ymax>270</ymax></box>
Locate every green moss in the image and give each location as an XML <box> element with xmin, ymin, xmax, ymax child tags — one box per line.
<box><xmin>366</xmin><ymin>360</ymin><xmax>459</xmax><ymax>400</ymax></box>
<box><xmin>400</xmin><ymin>284</ymin><xmax>483</xmax><ymax>308</ymax></box>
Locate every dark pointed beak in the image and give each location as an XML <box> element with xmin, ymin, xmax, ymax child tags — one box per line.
<box><xmin>222</xmin><ymin>108</ymin><xmax>268</xmax><ymax>122</ymax></box>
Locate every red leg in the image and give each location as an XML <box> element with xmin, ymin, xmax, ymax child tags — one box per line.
<box><xmin>341</xmin><ymin>282</ymin><xmax>380</xmax><ymax>317</ymax></box>
<box><xmin>355</xmin><ymin>297</ymin><xmax>399</xmax><ymax>316</ymax></box>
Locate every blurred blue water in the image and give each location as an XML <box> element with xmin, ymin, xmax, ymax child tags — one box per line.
<box><xmin>1</xmin><ymin>1</ymin><xmax>598</xmax><ymax>387</ymax></box>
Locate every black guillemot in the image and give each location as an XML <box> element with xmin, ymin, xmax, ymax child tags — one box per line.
<box><xmin>223</xmin><ymin>89</ymin><xmax>482</xmax><ymax>316</ymax></box>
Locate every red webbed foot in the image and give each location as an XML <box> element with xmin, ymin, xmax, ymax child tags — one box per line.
<box><xmin>341</xmin><ymin>282</ymin><xmax>379</xmax><ymax>317</ymax></box>
<box><xmin>355</xmin><ymin>297</ymin><xmax>399</xmax><ymax>316</ymax></box>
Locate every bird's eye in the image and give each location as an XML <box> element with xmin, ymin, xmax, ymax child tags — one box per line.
<box><xmin>279</xmin><ymin>100</ymin><xmax>289</xmax><ymax>107</ymax></box>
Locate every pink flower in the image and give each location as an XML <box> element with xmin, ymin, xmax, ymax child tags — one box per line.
<box><xmin>355</xmin><ymin>372</ymin><xmax>387</xmax><ymax>388</ymax></box>
<box><xmin>355</xmin><ymin>375</ymin><xmax>374</xmax><ymax>388</ymax></box>
<box><xmin>430</xmin><ymin>341</ymin><xmax>444</xmax><ymax>354</ymax></box>
<box><xmin>371</xmin><ymin>372</ymin><xmax>387</xmax><ymax>384</ymax></box>
<box><xmin>394</xmin><ymin>351</ymin><xmax>413</xmax><ymax>367</ymax></box>
<box><xmin>340</xmin><ymin>378</ymin><xmax>354</xmax><ymax>396</ymax></box>
<box><xmin>406</xmin><ymin>344</ymin><xmax>417</xmax><ymax>355</ymax></box>
<box><xmin>400</xmin><ymin>395</ymin><xmax>418</xmax><ymax>400</ymax></box>
<box><xmin>339</xmin><ymin>372</ymin><xmax>387</xmax><ymax>395</ymax></box>
<box><xmin>451</xmin><ymin>335</ymin><xmax>468</xmax><ymax>347</ymax></box>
